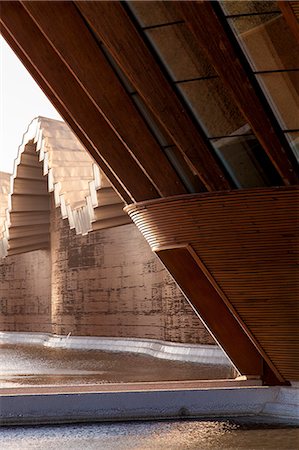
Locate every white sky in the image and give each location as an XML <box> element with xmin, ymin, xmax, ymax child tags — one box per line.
<box><xmin>0</xmin><ymin>35</ymin><xmax>62</xmax><ymax>174</ymax></box>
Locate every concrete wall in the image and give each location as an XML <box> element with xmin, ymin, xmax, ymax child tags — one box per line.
<box><xmin>0</xmin><ymin>204</ymin><xmax>214</xmax><ymax>345</ymax></box>
<box><xmin>0</xmin><ymin>250</ymin><xmax>51</xmax><ymax>332</ymax></box>
<box><xmin>51</xmin><ymin>207</ymin><xmax>213</xmax><ymax>344</ymax></box>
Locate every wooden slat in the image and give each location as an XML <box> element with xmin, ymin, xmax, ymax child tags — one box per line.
<box><xmin>75</xmin><ymin>1</ymin><xmax>231</xmax><ymax>192</ymax></box>
<box><xmin>8</xmin><ymin>224</ymin><xmax>50</xmax><ymax>239</ymax></box>
<box><xmin>19</xmin><ymin>153</ymin><xmax>41</xmax><ymax>167</ymax></box>
<box><xmin>11</xmin><ymin>194</ymin><xmax>49</xmax><ymax>211</ymax></box>
<box><xmin>126</xmin><ymin>186</ymin><xmax>299</xmax><ymax>383</ymax></box>
<box><xmin>8</xmin><ymin>239</ymin><xmax>50</xmax><ymax>256</ymax></box>
<box><xmin>15</xmin><ymin>165</ymin><xmax>44</xmax><ymax>180</ymax></box>
<box><xmin>96</xmin><ymin>188</ymin><xmax>124</xmax><ymax>207</ymax></box>
<box><xmin>0</xmin><ymin>2</ymin><xmax>158</xmax><ymax>203</ymax></box>
<box><xmin>92</xmin><ymin>216</ymin><xmax>132</xmax><ymax>232</ymax></box>
<box><xmin>176</xmin><ymin>1</ymin><xmax>299</xmax><ymax>185</ymax></box>
<box><xmin>94</xmin><ymin>203</ymin><xmax>128</xmax><ymax>221</ymax></box>
<box><xmin>156</xmin><ymin>246</ymin><xmax>264</xmax><ymax>379</ymax></box>
<box><xmin>0</xmin><ymin>24</ymin><xmax>131</xmax><ymax>204</ymax></box>
<box><xmin>12</xmin><ymin>178</ymin><xmax>49</xmax><ymax>196</ymax></box>
<box><xmin>21</xmin><ymin>1</ymin><xmax>186</xmax><ymax>198</ymax></box>
<box><xmin>279</xmin><ymin>0</ymin><xmax>299</xmax><ymax>43</ymax></box>
<box><xmin>8</xmin><ymin>211</ymin><xmax>50</xmax><ymax>227</ymax></box>
<box><xmin>8</xmin><ymin>233</ymin><xmax>50</xmax><ymax>250</ymax></box>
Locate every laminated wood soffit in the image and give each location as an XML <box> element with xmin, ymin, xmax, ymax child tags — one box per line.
<box><xmin>125</xmin><ymin>186</ymin><xmax>299</xmax><ymax>383</ymax></box>
<box><xmin>0</xmin><ymin>1</ymin><xmax>159</xmax><ymax>204</ymax></box>
<box><xmin>175</xmin><ymin>1</ymin><xmax>299</xmax><ymax>186</ymax></box>
<box><xmin>20</xmin><ymin>0</ymin><xmax>187</xmax><ymax>199</ymax></box>
<box><xmin>156</xmin><ymin>246</ymin><xmax>284</xmax><ymax>385</ymax></box>
<box><xmin>74</xmin><ymin>0</ymin><xmax>232</xmax><ymax>192</ymax></box>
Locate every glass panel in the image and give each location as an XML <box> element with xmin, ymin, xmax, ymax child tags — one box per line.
<box><xmin>229</xmin><ymin>14</ymin><xmax>299</xmax><ymax>71</ymax></box>
<box><xmin>146</xmin><ymin>24</ymin><xmax>215</xmax><ymax>81</ymax></box>
<box><xmin>131</xmin><ymin>93</ymin><xmax>170</xmax><ymax>147</ymax></box>
<box><xmin>177</xmin><ymin>79</ymin><xmax>246</xmax><ymax>138</ymax></box>
<box><xmin>220</xmin><ymin>1</ymin><xmax>279</xmax><ymax>16</ymax></box>
<box><xmin>128</xmin><ymin>1</ymin><xmax>180</xmax><ymax>28</ymax></box>
<box><xmin>256</xmin><ymin>72</ymin><xmax>299</xmax><ymax>130</ymax></box>
<box><xmin>285</xmin><ymin>133</ymin><xmax>299</xmax><ymax>162</ymax></box>
<box><xmin>211</xmin><ymin>135</ymin><xmax>280</xmax><ymax>188</ymax></box>
<box><xmin>163</xmin><ymin>146</ymin><xmax>204</xmax><ymax>193</ymax></box>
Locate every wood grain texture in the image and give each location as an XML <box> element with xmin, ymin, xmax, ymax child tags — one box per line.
<box><xmin>279</xmin><ymin>0</ymin><xmax>299</xmax><ymax>43</ymax></box>
<box><xmin>0</xmin><ymin>23</ymin><xmax>131</xmax><ymax>204</ymax></box>
<box><xmin>126</xmin><ymin>186</ymin><xmax>299</xmax><ymax>382</ymax></box>
<box><xmin>176</xmin><ymin>0</ymin><xmax>299</xmax><ymax>185</ymax></box>
<box><xmin>21</xmin><ymin>0</ymin><xmax>186</xmax><ymax>198</ymax></box>
<box><xmin>157</xmin><ymin>246</ymin><xmax>263</xmax><ymax>378</ymax></box>
<box><xmin>0</xmin><ymin>1</ymin><xmax>158</xmax><ymax>203</ymax></box>
<box><xmin>75</xmin><ymin>0</ymin><xmax>231</xmax><ymax>192</ymax></box>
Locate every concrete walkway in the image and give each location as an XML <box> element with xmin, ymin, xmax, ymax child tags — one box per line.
<box><xmin>1</xmin><ymin>381</ymin><xmax>298</xmax><ymax>426</ymax></box>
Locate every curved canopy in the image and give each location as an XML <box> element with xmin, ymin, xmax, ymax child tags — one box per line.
<box><xmin>0</xmin><ymin>117</ymin><xmax>130</xmax><ymax>258</ymax></box>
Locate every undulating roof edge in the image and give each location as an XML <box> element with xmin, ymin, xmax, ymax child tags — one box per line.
<box><xmin>0</xmin><ymin>117</ymin><xmax>130</xmax><ymax>258</ymax></box>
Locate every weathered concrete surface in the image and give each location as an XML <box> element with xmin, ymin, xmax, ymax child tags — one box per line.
<box><xmin>1</xmin><ymin>385</ymin><xmax>298</xmax><ymax>426</ymax></box>
<box><xmin>51</xmin><ymin>208</ymin><xmax>213</xmax><ymax>344</ymax></box>
<box><xmin>0</xmin><ymin>333</ymin><xmax>230</xmax><ymax>365</ymax></box>
<box><xmin>0</xmin><ymin>209</ymin><xmax>214</xmax><ymax>344</ymax></box>
<box><xmin>0</xmin><ymin>250</ymin><xmax>51</xmax><ymax>332</ymax></box>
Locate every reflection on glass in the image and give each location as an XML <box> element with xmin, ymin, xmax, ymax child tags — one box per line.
<box><xmin>177</xmin><ymin>79</ymin><xmax>246</xmax><ymax>138</ymax></box>
<box><xmin>220</xmin><ymin>0</ymin><xmax>279</xmax><ymax>16</ymax></box>
<box><xmin>131</xmin><ymin>93</ymin><xmax>170</xmax><ymax>147</ymax></box>
<box><xmin>211</xmin><ymin>135</ymin><xmax>281</xmax><ymax>188</ymax></box>
<box><xmin>164</xmin><ymin>145</ymin><xmax>205</xmax><ymax>193</ymax></box>
<box><xmin>256</xmin><ymin>72</ymin><xmax>299</xmax><ymax>130</ymax></box>
<box><xmin>228</xmin><ymin>14</ymin><xmax>299</xmax><ymax>71</ymax></box>
<box><xmin>285</xmin><ymin>133</ymin><xmax>299</xmax><ymax>162</ymax></box>
<box><xmin>128</xmin><ymin>1</ymin><xmax>180</xmax><ymax>28</ymax></box>
<box><xmin>146</xmin><ymin>24</ymin><xmax>215</xmax><ymax>82</ymax></box>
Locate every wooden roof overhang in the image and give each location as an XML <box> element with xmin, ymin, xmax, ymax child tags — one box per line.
<box><xmin>1</xmin><ymin>1</ymin><xmax>298</xmax><ymax>384</ymax></box>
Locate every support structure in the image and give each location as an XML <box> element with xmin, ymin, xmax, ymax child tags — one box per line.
<box><xmin>1</xmin><ymin>1</ymin><xmax>298</xmax><ymax>385</ymax></box>
<box><xmin>176</xmin><ymin>0</ymin><xmax>299</xmax><ymax>185</ymax></box>
<box><xmin>75</xmin><ymin>1</ymin><xmax>231</xmax><ymax>191</ymax></box>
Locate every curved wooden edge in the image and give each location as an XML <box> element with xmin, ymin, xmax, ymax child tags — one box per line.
<box><xmin>21</xmin><ymin>0</ymin><xmax>187</xmax><ymax>198</ymax></box>
<box><xmin>75</xmin><ymin>0</ymin><xmax>232</xmax><ymax>192</ymax></box>
<box><xmin>0</xmin><ymin>1</ymin><xmax>159</xmax><ymax>203</ymax></box>
<box><xmin>124</xmin><ymin>185</ymin><xmax>299</xmax><ymax>214</ymax></box>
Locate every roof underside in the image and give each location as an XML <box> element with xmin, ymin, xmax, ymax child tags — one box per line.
<box><xmin>0</xmin><ymin>0</ymin><xmax>298</xmax><ymax>384</ymax></box>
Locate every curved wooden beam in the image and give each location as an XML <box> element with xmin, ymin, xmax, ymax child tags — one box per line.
<box><xmin>126</xmin><ymin>186</ymin><xmax>299</xmax><ymax>384</ymax></box>
<box><xmin>157</xmin><ymin>245</ymin><xmax>264</xmax><ymax>379</ymax></box>
<box><xmin>0</xmin><ymin>1</ymin><xmax>159</xmax><ymax>203</ymax></box>
<box><xmin>21</xmin><ymin>0</ymin><xmax>187</xmax><ymax>198</ymax></box>
<box><xmin>75</xmin><ymin>0</ymin><xmax>231</xmax><ymax>192</ymax></box>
